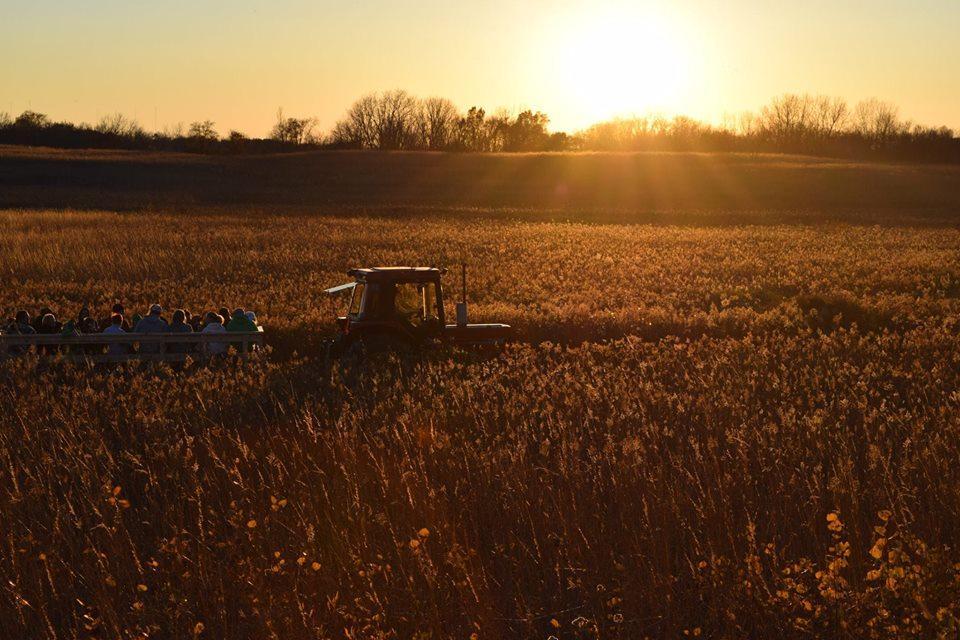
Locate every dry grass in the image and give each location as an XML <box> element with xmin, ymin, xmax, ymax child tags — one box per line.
<box><xmin>3</xmin><ymin>150</ymin><xmax>960</xmax><ymax>639</ymax></box>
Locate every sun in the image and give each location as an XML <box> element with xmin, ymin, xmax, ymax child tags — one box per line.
<box><xmin>548</xmin><ymin>6</ymin><xmax>693</xmax><ymax>126</ymax></box>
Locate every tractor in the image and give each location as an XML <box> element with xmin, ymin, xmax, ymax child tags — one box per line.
<box><xmin>324</xmin><ymin>266</ymin><xmax>512</xmax><ymax>356</ymax></box>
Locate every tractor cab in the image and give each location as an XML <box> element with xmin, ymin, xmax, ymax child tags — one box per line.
<box><xmin>325</xmin><ymin>266</ymin><xmax>512</xmax><ymax>351</ymax></box>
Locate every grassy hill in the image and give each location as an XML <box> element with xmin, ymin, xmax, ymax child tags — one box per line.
<box><xmin>3</xmin><ymin>146</ymin><xmax>960</xmax><ymax>223</ymax></box>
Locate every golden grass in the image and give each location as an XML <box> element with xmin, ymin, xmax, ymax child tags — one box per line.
<box><xmin>3</xmin><ymin>208</ymin><xmax>960</xmax><ymax>638</ymax></box>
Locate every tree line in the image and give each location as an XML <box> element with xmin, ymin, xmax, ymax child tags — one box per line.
<box><xmin>1</xmin><ymin>91</ymin><xmax>956</xmax><ymax>162</ymax></box>
<box><xmin>576</xmin><ymin>94</ymin><xmax>958</xmax><ymax>162</ymax></box>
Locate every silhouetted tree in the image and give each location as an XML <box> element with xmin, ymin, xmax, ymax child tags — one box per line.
<box><xmin>503</xmin><ymin>110</ymin><xmax>551</xmax><ymax>151</ymax></box>
<box><xmin>758</xmin><ymin>94</ymin><xmax>813</xmax><ymax>141</ymax></box>
<box><xmin>0</xmin><ymin>91</ymin><xmax>956</xmax><ymax>162</ymax></box>
<box><xmin>188</xmin><ymin>120</ymin><xmax>218</xmax><ymax>140</ymax></box>
<box><xmin>332</xmin><ymin>90</ymin><xmax>419</xmax><ymax>150</ymax></box>
<box><xmin>485</xmin><ymin>109</ymin><xmax>512</xmax><ymax>151</ymax></box>
<box><xmin>454</xmin><ymin>107</ymin><xmax>490</xmax><ymax>151</ymax></box>
<box><xmin>331</xmin><ymin>94</ymin><xmax>377</xmax><ymax>148</ymax></box>
<box><xmin>96</xmin><ymin>113</ymin><xmax>144</xmax><ymax>137</ymax></box>
<box><xmin>163</xmin><ymin>123</ymin><xmax>185</xmax><ymax>138</ymax></box>
<box><xmin>415</xmin><ymin>97</ymin><xmax>459</xmax><ymax>150</ymax></box>
<box><xmin>270</xmin><ymin>109</ymin><xmax>319</xmax><ymax>144</ymax></box>
<box><xmin>14</xmin><ymin>111</ymin><xmax>51</xmax><ymax>129</ymax></box>
<box><xmin>812</xmin><ymin>96</ymin><xmax>849</xmax><ymax>137</ymax></box>
<box><xmin>854</xmin><ymin>99</ymin><xmax>905</xmax><ymax>142</ymax></box>
<box><xmin>374</xmin><ymin>89</ymin><xmax>419</xmax><ymax>150</ymax></box>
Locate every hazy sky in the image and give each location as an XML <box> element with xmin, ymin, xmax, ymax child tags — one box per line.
<box><xmin>2</xmin><ymin>0</ymin><xmax>958</xmax><ymax>136</ymax></box>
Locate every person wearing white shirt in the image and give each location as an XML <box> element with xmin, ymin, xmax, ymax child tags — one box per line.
<box><xmin>202</xmin><ymin>312</ymin><xmax>228</xmax><ymax>355</ymax></box>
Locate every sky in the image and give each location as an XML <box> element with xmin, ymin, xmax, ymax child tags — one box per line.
<box><xmin>1</xmin><ymin>0</ymin><xmax>958</xmax><ymax>136</ymax></box>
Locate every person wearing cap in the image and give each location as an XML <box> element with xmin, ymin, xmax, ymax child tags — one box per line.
<box><xmin>134</xmin><ymin>304</ymin><xmax>170</xmax><ymax>354</ymax></box>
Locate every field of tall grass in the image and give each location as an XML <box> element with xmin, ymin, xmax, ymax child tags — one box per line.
<box><xmin>3</xmin><ymin>204</ymin><xmax>960</xmax><ymax>638</ymax></box>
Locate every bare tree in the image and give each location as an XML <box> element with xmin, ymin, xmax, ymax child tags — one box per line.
<box><xmin>331</xmin><ymin>90</ymin><xmax>419</xmax><ymax>150</ymax></box>
<box><xmin>811</xmin><ymin>96</ymin><xmax>848</xmax><ymax>137</ymax></box>
<box><xmin>415</xmin><ymin>97</ymin><xmax>459</xmax><ymax>150</ymax></box>
<box><xmin>853</xmin><ymin>99</ymin><xmax>904</xmax><ymax>142</ymax></box>
<box><xmin>270</xmin><ymin>108</ymin><xmax>318</xmax><ymax>145</ymax></box>
<box><xmin>485</xmin><ymin>108</ymin><xmax>512</xmax><ymax>152</ymax></box>
<box><xmin>331</xmin><ymin>94</ymin><xmax>380</xmax><ymax>148</ymax></box>
<box><xmin>162</xmin><ymin>122</ymin><xmax>185</xmax><ymax>138</ymax></box>
<box><xmin>0</xmin><ymin>112</ymin><xmax>12</xmax><ymax>127</ymax></box>
<box><xmin>96</xmin><ymin>113</ymin><xmax>144</xmax><ymax>137</ymax></box>
<box><xmin>736</xmin><ymin>111</ymin><xmax>758</xmax><ymax>137</ymax></box>
<box><xmin>373</xmin><ymin>89</ymin><xmax>418</xmax><ymax>150</ymax></box>
<box><xmin>757</xmin><ymin>94</ymin><xmax>814</xmax><ymax>141</ymax></box>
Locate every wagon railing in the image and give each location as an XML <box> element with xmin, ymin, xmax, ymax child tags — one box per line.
<box><xmin>0</xmin><ymin>328</ymin><xmax>264</xmax><ymax>363</ymax></box>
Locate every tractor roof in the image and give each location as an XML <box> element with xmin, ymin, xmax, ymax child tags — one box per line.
<box><xmin>347</xmin><ymin>267</ymin><xmax>446</xmax><ymax>283</ymax></box>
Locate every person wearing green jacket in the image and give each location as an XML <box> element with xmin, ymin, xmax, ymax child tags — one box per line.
<box><xmin>225</xmin><ymin>308</ymin><xmax>258</xmax><ymax>352</ymax></box>
<box><xmin>225</xmin><ymin>308</ymin><xmax>258</xmax><ymax>332</ymax></box>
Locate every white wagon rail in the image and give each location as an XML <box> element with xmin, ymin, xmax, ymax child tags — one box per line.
<box><xmin>0</xmin><ymin>328</ymin><xmax>264</xmax><ymax>363</ymax></box>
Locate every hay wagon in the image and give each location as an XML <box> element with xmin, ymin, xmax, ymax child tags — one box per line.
<box><xmin>0</xmin><ymin>328</ymin><xmax>264</xmax><ymax>363</ymax></box>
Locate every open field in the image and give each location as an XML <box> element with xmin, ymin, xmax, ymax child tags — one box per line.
<box><xmin>4</xmin><ymin>150</ymin><xmax>960</xmax><ymax>638</ymax></box>
<box><xmin>3</xmin><ymin>145</ymin><xmax>960</xmax><ymax>223</ymax></box>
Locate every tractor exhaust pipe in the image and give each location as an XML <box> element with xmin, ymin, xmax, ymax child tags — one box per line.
<box><xmin>456</xmin><ymin>263</ymin><xmax>468</xmax><ymax>326</ymax></box>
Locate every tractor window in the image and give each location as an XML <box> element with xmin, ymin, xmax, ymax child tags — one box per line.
<box><xmin>393</xmin><ymin>282</ymin><xmax>439</xmax><ymax>326</ymax></box>
<box><xmin>348</xmin><ymin>284</ymin><xmax>364</xmax><ymax>315</ymax></box>
<box><xmin>421</xmin><ymin>282</ymin><xmax>439</xmax><ymax>322</ymax></box>
<box><xmin>394</xmin><ymin>283</ymin><xmax>423</xmax><ymax>325</ymax></box>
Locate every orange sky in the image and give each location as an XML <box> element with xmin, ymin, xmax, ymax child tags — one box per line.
<box><xmin>2</xmin><ymin>0</ymin><xmax>957</xmax><ymax>136</ymax></box>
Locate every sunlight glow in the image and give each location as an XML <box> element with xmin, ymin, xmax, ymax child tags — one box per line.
<box><xmin>548</xmin><ymin>5</ymin><xmax>694</xmax><ymax>126</ymax></box>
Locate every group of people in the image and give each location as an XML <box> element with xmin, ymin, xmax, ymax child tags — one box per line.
<box><xmin>1</xmin><ymin>303</ymin><xmax>259</xmax><ymax>357</ymax></box>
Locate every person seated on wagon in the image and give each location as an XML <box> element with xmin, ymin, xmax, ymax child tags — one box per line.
<box><xmin>134</xmin><ymin>304</ymin><xmax>170</xmax><ymax>354</ymax></box>
<box><xmin>37</xmin><ymin>313</ymin><xmax>61</xmax><ymax>355</ymax></box>
<box><xmin>169</xmin><ymin>309</ymin><xmax>194</xmax><ymax>354</ymax></box>
<box><xmin>5</xmin><ymin>311</ymin><xmax>35</xmax><ymax>355</ymax></box>
<box><xmin>201</xmin><ymin>312</ymin><xmax>228</xmax><ymax>356</ymax></box>
<box><xmin>34</xmin><ymin>308</ymin><xmax>60</xmax><ymax>333</ymax></box>
<box><xmin>226</xmin><ymin>308</ymin><xmax>258</xmax><ymax>332</ymax></box>
<box><xmin>102</xmin><ymin>313</ymin><xmax>130</xmax><ymax>357</ymax></box>
<box><xmin>100</xmin><ymin>303</ymin><xmax>131</xmax><ymax>331</ymax></box>
<box><xmin>13</xmin><ymin>311</ymin><xmax>35</xmax><ymax>335</ymax></box>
